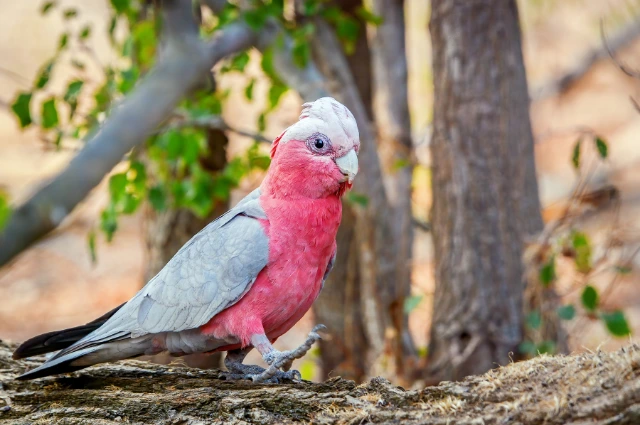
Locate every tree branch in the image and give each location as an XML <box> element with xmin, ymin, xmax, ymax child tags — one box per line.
<box><xmin>2</xmin><ymin>340</ymin><xmax>640</xmax><ymax>424</ymax></box>
<box><xmin>531</xmin><ymin>18</ymin><xmax>640</xmax><ymax>100</ymax></box>
<box><xmin>166</xmin><ymin>112</ymin><xmax>272</xmax><ymax>143</ymax></box>
<box><xmin>0</xmin><ymin>4</ymin><xmax>258</xmax><ymax>267</ymax></box>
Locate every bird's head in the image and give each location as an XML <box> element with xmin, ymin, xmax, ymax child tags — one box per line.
<box><xmin>262</xmin><ymin>97</ymin><xmax>360</xmax><ymax>199</ymax></box>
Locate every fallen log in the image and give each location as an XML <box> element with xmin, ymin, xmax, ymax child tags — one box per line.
<box><xmin>1</xmin><ymin>340</ymin><xmax>639</xmax><ymax>424</ymax></box>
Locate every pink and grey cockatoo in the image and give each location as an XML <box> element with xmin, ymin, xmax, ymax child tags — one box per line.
<box><xmin>13</xmin><ymin>97</ymin><xmax>360</xmax><ymax>383</ymax></box>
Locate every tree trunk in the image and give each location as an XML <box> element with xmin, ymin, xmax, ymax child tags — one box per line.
<box><xmin>370</xmin><ymin>0</ymin><xmax>416</xmax><ymax>380</ymax></box>
<box><xmin>2</xmin><ymin>340</ymin><xmax>639</xmax><ymax>424</ymax></box>
<box><xmin>427</xmin><ymin>0</ymin><xmax>545</xmax><ymax>382</ymax></box>
<box><xmin>311</xmin><ymin>0</ymin><xmax>415</xmax><ymax>383</ymax></box>
<box><xmin>143</xmin><ymin>127</ymin><xmax>229</xmax><ymax>370</ymax></box>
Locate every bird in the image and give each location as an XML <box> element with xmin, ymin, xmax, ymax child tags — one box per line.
<box><xmin>13</xmin><ymin>97</ymin><xmax>360</xmax><ymax>383</ymax></box>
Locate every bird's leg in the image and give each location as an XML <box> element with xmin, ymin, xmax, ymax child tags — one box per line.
<box><xmin>249</xmin><ymin>324</ymin><xmax>326</xmax><ymax>383</ymax></box>
<box><xmin>222</xmin><ymin>347</ymin><xmax>266</xmax><ymax>376</ymax></box>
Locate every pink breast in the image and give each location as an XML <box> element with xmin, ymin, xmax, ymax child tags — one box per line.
<box><xmin>200</xmin><ymin>195</ymin><xmax>341</xmax><ymax>349</ymax></box>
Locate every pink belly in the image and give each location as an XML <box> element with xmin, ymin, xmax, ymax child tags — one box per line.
<box><xmin>200</xmin><ymin>258</ymin><xmax>326</xmax><ymax>349</ymax></box>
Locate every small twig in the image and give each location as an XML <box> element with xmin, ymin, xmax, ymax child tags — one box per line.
<box><xmin>601</xmin><ymin>19</ymin><xmax>640</xmax><ymax>79</ymax></box>
<box><xmin>531</xmin><ymin>18</ymin><xmax>640</xmax><ymax>100</ymax></box>
<box><xmin>165</xmin><ymin>112</ymin><xmax>272</xmax><ymax>143</ymax></box>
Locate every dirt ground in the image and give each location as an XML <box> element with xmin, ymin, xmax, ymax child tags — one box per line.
<box><xmin>1</xmin><ymin>0</ymin><xmax>640</xmax><ymax>380</ymax></box>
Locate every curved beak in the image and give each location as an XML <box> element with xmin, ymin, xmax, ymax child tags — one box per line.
<box><xmin>335</xmin><ymin>149</ymin><xmax>358</xmax><ymax>183</ymax></box>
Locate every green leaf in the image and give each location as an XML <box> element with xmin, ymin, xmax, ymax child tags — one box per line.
<box><xmin>53</xmin><ymin>129</ymin><xmax>63</xmax><ymax>149</ymax></box>
<box><xmin>122</xmin><ymin>35</ymin><xmax>133</xmax><ymax>57</ymax></box>
<box><xmin>109</xmin><ymin>173</ymin><xmax>128</xmax><ymax>198</ymax></box>
<box><xmin>301</xmin><ymin>0</ymin><xmax>321</xmax><ymax>15</ymax></box>
<box><xmin>392</xmin><ymin>158</ymin><xmax>410</xmax><ymax>171</ymax></box>
<box><xmin>244</xmin><ymin>78</ymin><xmax>255</xmax><ymax>101</ymax></box>
<box><xmin>557</xmin><ymin>304</ymin><xmax>576</xmax><ymax>320</ymax></box>
<box><xmin>63</xmin><ymin>8</ymin><xmax>77</xmax><ymax>19</ymax></box>
<box><xmin>404</xmin><ymin>295</ymin><xmax>423</xmax><ymax>314</ymax></box>
<box><xmin>229</xmin><ymin>51</ymin><xmax>250</xmax><ymax>72</ymax></box>
<box><xmin>110</xmin><ymin>0</ymin><xmax>130</xmax><ymax>13</ymax></box>
<box><xmin>108</xmin><ymin>16</ymin><xmax>117</xmax><ymax>41</ymax></box>
<box><xmin>58</xmin><ymin>33</ymin><xmax>69</xmax><ymax>50</ymax></box>
<box><xmin>100</xmin><ymin>205</ymin><xmax>118</xmax><ymax>242</ymax></box>
<box><xmin>572</xmin><ymin>231</ymin><xmax>592</xmax><ymax>273</ymax></box>
<box><xmin>572</xmin><ymin>138</ymin><xmax>581</xmax><ymax>169</ymax></box>
<box><xmin>149</xmin><ymin>186</ymin><xmax>167</xmax><ymax>212</ymax></box>
<box><xmin>88</xmin><ymin>230</ymin><xmax>97</xmax><ymax>264</ymax></box>
<box><xmin>0</xmin><ymin>191</ymin><xmax>11</xmax><ymax>230</ymax></box>
<box><xmin>595</xmin><ymin>136</ymin><xmax>608</xmax><ymax>159</ymax></box>
<box><xmin>65</xmin><ymin>79</ymin><xmax>84</xmax><ymax>100</ymax></box>
<box><xmin>35</xmin><ymin>60</ymin><xmax>54</xmax><ymax>89</ymax></box>
<box><xmin>214</xmin><ymin>3</ymin><xmax>240</xmax><ymax>28</ymax></box>
<box><xmin>258</xmin><ymin>112</ymin><xmax>266</xmax><ymax>132</ymax></box>
<box><xmin>335</xmin><ymin>16</ymin><xmax>360</xmax><ymax>54</ymax></box>
<box><xmin>345</xmin><ymin>192</ymin><xmax>368</xmax><ymax>207</ymax></box>
<box><xmin>132</xmin><ymin>20</ymin><xmax>157</xmax><ymax>65</ymax></box>
<box><xmin>539</xmin><ymin>256</ymin><xmax>556</xmax><ymax>286</ymax></box>
<box><xmin>260</xmin><ymin>46</ymin><xmax>281</xmax><ymax>83</ymax></box>
<box><xmin>614</xmin><ymin>265</ymin><xmax>632</xmax><ymax>274</ymax></box>
<box><xmin>11</xmin><ymin>92</ymin><xmax>32</xmax><ymax>128</ymax></box>
<box><xmin>41</xmin><ymin>1</ymin><xmax>56</xmax><ymax>14</ymax></box>
<box><xmin>64</xmin><ymin>80</ymin><xmax>84</xmax><ymax>117</ymax></box>
<box><xmin>601</xmin><ymin>311</ymin><xmax>631</xmax><ymax>337</ymax></box>
<box><xmin>536</xmin><ymin>341</ymin><xmax>556</xmax><ymax>355</ymax></box>
<box><xmin>243</xmin><ymin>9</ymin><xmax>267</xmax><ymax>30</ymax></box>
<box><xmin>268</xmin><ymin>84</ymin><xmax>288</xmax><ymax>110</ymax></box>
<box><xmin>80</xmin><ymin>25</ymin><xmax>91</xmax><ymax>39</ymax></box>
<box><xmin>356</xmin><ymin>6</ymin><xmax>383</xmax><ymax>25</ymax></box>
<box><xmin>526</xmin><ymin>310</ymin><xmax>542</xmax><ymax>330</ymax></box>
<box><xmin>518</xmin><ymin>341</ymin><xmax>536</xmax><ymax>356</ymax></box>
<box><xmin>581</xmin><ymin>285</ymin><xmax>599</xmax><ymax>312</ymax></box>
<box><xmin>118</xmin><ymin>66</ymin><xmax>140</xmax><ymax>94</ymax></box>
<box><xmin>292</xmin><ymin>39</ymin><xmax>311</xmax><ymax>68</ymax></box>
<box><xmin>41</xmin><ymin>97</ymin><xmax>59</xmax><ymax>129</ymax></box>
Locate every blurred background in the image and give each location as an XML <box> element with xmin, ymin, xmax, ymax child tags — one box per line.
<box><xmin>1</xmin><ymin>0</ymin><xmax>640</xmax><ymax>386</ymax></box>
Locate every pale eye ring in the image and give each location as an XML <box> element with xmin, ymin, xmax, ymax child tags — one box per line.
<box><xmin>306</xmin><ymin>133</ymin><xmax>332</xmax><ymax>154</ymax></box>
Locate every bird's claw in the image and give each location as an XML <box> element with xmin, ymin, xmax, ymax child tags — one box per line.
<box><xmin>255</xmin><ymin>324</ymin><xmax>325</xmax><ymax>383</ymax></box>
<box><xmin>221</xmin><ymin>368</ymin><xmax>301</xmax><ymax>383</ymax></box>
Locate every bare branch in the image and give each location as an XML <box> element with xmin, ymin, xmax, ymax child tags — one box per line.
<box><xmin>601</xmin><ymin>19</ymin><xmax>640</xmax><ymax>79</ymax></box>
<box><xmin>163</xmin><ymin>0</ymin><xmax>200</xmax><ymax>42</ymax></box>
<box><xmin>0</xmin><ymin>11</ymin><xmax>257</xmax><ymax>266</ymax></box>
<box><xmin>531</xmin><ymin>18</ymin><xmax>640</xmax><ymax>100</ymax></box>
<box><xmin>165</xmin><ymin>112</ymin><xmax>272</xmax><ymax>143</ymax></box>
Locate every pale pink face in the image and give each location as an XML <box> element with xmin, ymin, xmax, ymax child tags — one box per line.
<box><xmin>267</xmin><ymin>98</ymin><xmax>360</xmax><ymax>199</ymax></box>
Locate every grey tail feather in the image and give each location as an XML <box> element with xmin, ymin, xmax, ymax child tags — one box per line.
<box><xmin>12</xmin><ymin>303</ymin><xmax>125</xmax><ymax>360</ymax></box>
<box><xmin>15</xmin><ymin>346</ymin><xmax>101</xmax><ymax>380</ymax></box>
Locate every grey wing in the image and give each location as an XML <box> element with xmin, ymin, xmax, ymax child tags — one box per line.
<box><xmin>321</xmin><ymin>249</ymin><xmax>336</xmax><ymax>290</ymax></box>
<box><xmin>73</xmin><ymin>189</ymin><xmax>269</xmax><ymax>345</ymax></box>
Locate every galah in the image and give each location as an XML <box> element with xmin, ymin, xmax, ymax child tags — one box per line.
<box><xmin>13</xmin><ymin>97</ymin><xmax>360</xmax><ymax>383</ymax></box>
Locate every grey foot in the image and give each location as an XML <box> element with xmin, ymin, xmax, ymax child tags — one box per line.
<box><xmin>221</xmin><ymin>368</ymin><xmax>302</xmax><ymax>383</ymax></box>
<box><xmin>253</xmin><ymin>324</ymin><xmax>326</xmax><ymax>383</ymax></box>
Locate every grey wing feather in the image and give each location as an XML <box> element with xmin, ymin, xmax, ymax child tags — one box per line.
<box><xmin>61</xmin><ymin>188</ymin><xmax>269</xmax><ymax>354</ymax></box>
<box><xmin>321</xmin><ymin>250</ymin><xmax>336</xmax><ymax>290</ymax></box>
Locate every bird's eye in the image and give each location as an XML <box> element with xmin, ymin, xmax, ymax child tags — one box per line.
<box><xmin>306</xmin><ymin>133</ymin><xmax>331</xmax><ymax>154</ymax></box>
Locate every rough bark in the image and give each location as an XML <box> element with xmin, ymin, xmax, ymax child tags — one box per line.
<box><xmin>427</xmin><ymin>0</ymin><xmax>545</xmax><ymax>382</ymax></box>
<box><xmin>2</xmin><ymin>340</ymin><xmax>640</xmax><ymax>424</ymax></box>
